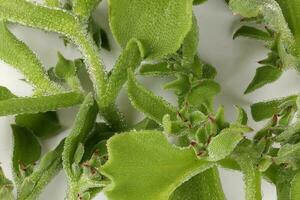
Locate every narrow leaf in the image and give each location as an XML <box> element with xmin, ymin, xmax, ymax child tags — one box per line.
<box><xmin>0</xmin><ymin>92</ymin><xmax>83</xmax><ymax>116</ymax></box>
<box><xmin>139</xmin><ymin>62</ymin><xmax>173</xmax><ymax>76</ymax></box>
<box><xmin>0</xmin><ymin>166</ymin><xmax>14</xmax><ymax>200</ymax></box>
<box><xmin>127</xmin><ymin>70</ymin><xmax>177</xmax><ymax>123</ymax></box>
<box><xmin>0</xmin><ymin>21</ymin><xmax>62</xmax><ymax>94</ymax></box>
<box><xmin>73</xmin><ymin>0</ymin><xmax>102</xmax><ymax>18</ymax></box>
<box><xmin>291</xmin><ymin>171</ymin><xmax>300</xmax><ymax>200</ymax></box>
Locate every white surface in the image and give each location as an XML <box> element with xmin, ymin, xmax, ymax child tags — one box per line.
<box><xmin>1</xmin><ymin>0</ymin><xmax>299</xmax><ymax>199</ymax></box>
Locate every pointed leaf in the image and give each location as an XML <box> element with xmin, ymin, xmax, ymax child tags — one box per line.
<box><xmin>233</xmin><ymin>26</ymin><xmax>271</xmax><ymax>40</ymax></box>
<box><xmin>63</xmin><ymin>93</ymin><xmax>98</xmax><ymax>180</ymax></box>
<box><xmin>0</xmin><ymin>86</ymin><xmax>16</xmax><ymax>100</ymax></box>
<box><xmin>245</xmin><ymin>66</ymin><xmax>282</xmax><ymax>94</ymax></box>
<box><xmin>73</xmin><ymin>0</ymin><xmax>102</xmax><ymax>18</ymax></box>
<box><xmin>102</xmin><ymin>131</ymin><xmax>214</xmax><ymax>200</ymax></box>
<box><xmin>291</xmin><ymin>171</ymin><xmax>300</xmax><ymax>200</ymax></box>
<box><xmin>0</xmin><ymin>167</ymin><xmax>14</xmax><ymax>200</ymax></box>
<box><xmin>251</xmin><ymin>95</ymin><xmax>297</xmax><ymax>121</ymax></box>
<box><xmin>139</xmin><ymin>62</ymin><xmax>173</xmax><ymax>76</ymax></box>
<box><xmin>127</xmin><ymin>70</ymin><xmax>177</xmax><ymax>123</ymax></box>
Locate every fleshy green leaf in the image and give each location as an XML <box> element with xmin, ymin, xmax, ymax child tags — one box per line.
<box><xmin>15</xmin><ymin>111</ymin><xmax>61</xmax><ymax>138</ymax></box>
<box><xmin>44</xmin><ymin>0</ymin><xmax>61</xmax><ymax>7</ymax></box>
<box><xmin>0</xmin><ymin>86</ymin><xmax>16</xmax><ymax>100</ymax></box>
<box><xmin>55</xmin><ymin>52</ymin><xmax>77</xmax><ymax>80</ymax></box>
<box><xmin>18</xmin><ymin>140</ymin><xmax>64</xmax><ymax>200</ymax></box>
<box><xmin>251</xmin><ymin>95</ymin><xmax>297</xmax><ymax>121</ymax></box>
<box><xmin>207</xmin><ymin>128</ymin><xmax>245</xmax><ymax>161</ymax></box>
<box><xmin>235</xmin><ymin>106</ymin><xmax>248</xmax><ymax>125</ymax></box>
<box><xmin>170</xmin><ymin>168</ymin><xmax>225</xmax><ymax>200</ymax></box>
<box><xmin>233</xmin><ymin>26</ymin><xmax>271</xmax><ymax>40</ymax></box>
<box><xmin>0</xmin><ymin>92</ymin><xmax>83</xmax><ymax>116</ymax></box>
<box><xmin>0</xmin><ymin>21</ymin><xmax>62</xmax><ymax>95</ymax></box>
<box><xmin>140</xmin><ymin>62</ymin><xmax>173</xmax><ymax>76</ymax></box>
<box><xmin>0</xmin><ymin>166</ymin><xmax>14</xmax><ymax>200</ymax></box>
<box><xmin>244</xmin><ymin>66</ymin><xmax>282</xmax><ymax>94</ymax></box>
<box><xmin>291</xmin><ymin>171</ymin><xmax>300</xmax><ymax>200</ymax></box>
<box><xmin>62</xmin><ymin>94</ymin><xmax>99</xmax><ymax>198</ymax></box>
<box><xmin>108</xmin><ymin>0</ymin><xmax>194</xmax><ymax>59</ymax></box>
<box><xmin>182</xmin><ymin>15</ymin><xmax>199</xmax><ymax>67</ymax></box>
<box><xmin>102</xmin><ymin>131</ymin><xmax>214</xmax><ymax>200</ymax></box>
<box><xmin>73</xmin><ymin>0</ymin><xmax>102</xmax><ymax>18</ymax></box>
<box><xmin>12</xmin><ymin>125</ymin><xmax>41</xmax><ymax>185</ymax></box>
<box><xmin>127</xmin><ymin>70</ymin><xmax>177</xmax><ymax>123</ymax></box>
<box><xmin>274</xmin><ymin>143</ymin><xmax>300</xmax><ymax>169</ymax></box>
<box><xmin>187</xmin><ymin>79</ymin><xmax>220</xmax><ymax>109</ymax></box>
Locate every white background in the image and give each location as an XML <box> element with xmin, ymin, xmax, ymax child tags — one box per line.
<box><xmin>1</xmin><ymin>0</ymin><xmax>300</xmax><ymax>199</ymax></box>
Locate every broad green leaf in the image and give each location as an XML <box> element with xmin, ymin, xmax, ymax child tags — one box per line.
<box><xmin>108</xmin><ymin>0</ymin><xmax>193</xmax><ymax>59</ymax></box>
<box><xmin>291</xmin><ymin>171</ymin><xmax>300</xmax><ymax>200</ymax></box>
<box><xmin>251</xmin><ymin>95</ymin><xmax>297</xmax><ymax>121</ymax></box>
<box><xmin>182</xmin><ymin>16</ymin><xmax>199</xmax><ymax>67</ymax></box>
<box><xmin>102</xmin><ymin>131</ymin><xmax>214</xmax><ymax>200</ymax></box>
<box><xmin>170</xmin><ymin>168</ymin><xmax>225</xmax><ymax>200</ymax></box>
<box><xmin>15</xmin><ymin>111</ymin><xmax>61</xmax><ymax>138</ymax></box>
<box><xmin>276</xmin><ymin>122</ymin><xmax>300</xmax><ymax>142</ymax></box>
<box><xmin>0</xmin><ymin>86</ymin><xmax>16</xmax><ymax>100</ymax></box>
<box><xmin>11</xmin><ymin>125</ymin><xmax>41</xmax><ymax>185</ymax></box>
<box><xmin>187</xmin><ymin>79</ymin><xmax>220</xmax><ymax>110</ymax></box>
<box><xmin>245</xmin><ymin>66</ymin><xmax>282</xmax><ymax>94</ymax></box>
<box><xmin>207</xmin><ymin>128</ymin><xmax>245</xmax><ymax>161</ymax></box>
<box><xmin>18</xmin><ymin>140</ymin><xmax>64</xmax><ymax>200</ymax></box>
<box><xmin>233</xmin><ymin>26</ymin><xmax>271</xmax><ymax>40</ymax></box>
<box><xmin>0</xmin><ymin>92</ymin><xmax>83</xmax><ymax>116</ymax></box>
<box><xmin>139</xmin><ymin>62</ymin><xmax>173</xmax><ymax>76</ymax></box>
<box><xmin>73</xmin><ymin>0</ymin><xmax>102</xmax><ymax>18</ymax></box>
<box><xmin>0</xmin><ymin>21</ymin><xmax>62</xmax><ymax>95</ymax></box>
<box><xmin>127</xmin><ymin>70</ymin><xmax>177</xmax><ymax>123</ymax></box>
<box><xmin>0</xmin><ymin>166</ymin><xmax>14</xmax><ymax>200</ymax></box>
<box><xmin>202</xmin><ymin>63</ymin><xmax>217</xmax><ymax>79</ymax></box>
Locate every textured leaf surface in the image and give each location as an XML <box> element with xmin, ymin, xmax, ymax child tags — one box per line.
<box><xmin>170</xmin><ymin>168</ymin><xmax>225</xmax><ymax>200</ymax></box>
<box><xmin>15</xmin><ymin>111</ymin><xmax>61</xmax><ymax>138</ymax></box>
<box><xmin>0</xmin><ymin>21</ymin><xmax>61</xmax><ymax>94</ymax></box>
<box><xmin>73</xmin><ymin>0</ymin><xmax>101</xmax><ymax>18</ymax></box>
<box><xmin>102</xmin><ymin>131</ymin><xmax>214</xmax><ymax>200</ymax></box>
<box><xmin>251</xmin><ymin>95</ymin><xmax>297</xmax><ymax>121</ymax></box>
<box><xmin>12</xmin><ymin>125</ymin><xmax>41</xmax><ymax>185</ymax></box>
<box><xmin>0</xmin><ymin>92</ymin><xmax>83</xmax><ymax>116</ymax></box>
<box><xmin>108</xmin><ymin>0</ymin><xmax>193</xmax><ymax>59</ymax></box>
<box><xmin>63</xmin><ymin>93</ymin><xmax>98</xmax><ymax>180</ymax></box>
<box><xmin>18</xmin><ymin>140</ymin><xmax>64</xmax><ymax>200</ymax></box>
<box><xmin>208</xmin><ymin>128</ymin><xmax>245</xmax><ymax>161</ymax></box>
<box><xmin>0</xmin><ymin>167</ymin><xmax>14</xmax><ymax>200</ymax></box>
<box><xmin>245</xmin><ymin>66</ymin><xmax>282</xmax><ymax>94</ymax></box>
<box><xmin>291</xmin><ymin>171</ymin><xmax>300</xmax><ymax>200</ymax></box>
<box><xmin>127</xmin><ymin>70</ymin><xmax>177</xmax><ymax>123</ymax></box>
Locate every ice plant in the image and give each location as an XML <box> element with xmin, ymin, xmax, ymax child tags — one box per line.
<box><xmin>0</xmin><ymin>0</ymin><xmax>300</xmax><ymax>200</ymax></box>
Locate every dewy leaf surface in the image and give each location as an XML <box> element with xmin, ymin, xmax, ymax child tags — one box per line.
<box><xmin>0</xmin><ymin>21</ymin><xmax>62</xmax><ymax>95</ymax></box>
<box><xmin>127</xmin><ymin>70</ymin><xmax>177</xmax><ymax>124</ymax></box>
<box><xmin>102</xmin><ymin>131</ymin><xmax>214</xmax><ymax>200</ymax></box>
<box><xmin>0</xmin><ymin>92</ymin><xmax>83</xmax><ymax>116</ymax></box>
<box><xmin>108</xmin><ymin>0</ymin><xmax>193</xmax><ymax>59</ymax></box>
